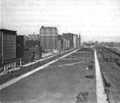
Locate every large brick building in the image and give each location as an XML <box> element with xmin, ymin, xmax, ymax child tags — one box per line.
<box><xmin>62</xmin><ymin>33</ymin><xmax>81</xmax><ymax>49</ymax></box>
<box><xmin>62</xmin><ymin>33</ymin><xmax>74</xmax><ymax>49</ymax></box>
<box><xmin>40</xmin><ymin>26</ymin><xmax>58</xmax><ymax>52</ymax></box>
<box><xmin>0</xmin><ymin>29</ymin><xmax>17</xmax><ymax>72</ymax></box>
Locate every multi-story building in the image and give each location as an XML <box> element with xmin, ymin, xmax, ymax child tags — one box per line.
<box><xmin>63</xmin><ymin>37</ymin><xmax>70</xmax><ymax>50</ymax></box>
<box><xmin>73</xmin><ymin>34</ymin><xmax>78</xmax><ymax>48</ymax></box>
<box><xmin>0</xmin><ymin>32</ymin><xmax>2</xmax><ymax>67</ymax></box>
<box><xmin>78</xmin><ymin>34</ymin><xmax>81</xmax><ymax>47</ymax></box>
<box><xmin>27</xmin><ymin>34</ymin><xmax>39</xmax><ymax>41</ymax></box>
<box><xmin>40</xmin><ymin>26</ymin><xmax>58</xmax><ymax>52</ymax></box>
<box><xmin>16</xmin><ymin>35</ymin><xmax>24</xmax><ymax>59</ymax></box>
<box><xmin>0</xmin><ymin>29</ymin><xmax>17</xmax><ymax>72</ymax></box>
<box><xmin>58</xmin><ymin>34</ymin><xmax>71</xmax><ymax>51</ymax></box>
<box><xmin>58</xmin><ymin>35</ymin><xmax>63</xmax><ymax>52</ymax></box>
<box><xmin>16</xmin><ymin>35</ymin><xmax>24</xmax><ymax>66</ymax></box>
<box><xmin>62</xmin><ymin>33</ymin><xmax>81</xmax><ymax>49</ymax></box>
<box><xmin>62</xmin><ymin>33</ymin><xmax>74</xmax><ymax>49</ymax></box>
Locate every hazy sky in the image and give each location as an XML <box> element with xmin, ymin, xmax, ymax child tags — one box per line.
<box><xmin>1</xmin><ymin>0</ymin><xmax>120</xmax><ymax>41</ymax></box>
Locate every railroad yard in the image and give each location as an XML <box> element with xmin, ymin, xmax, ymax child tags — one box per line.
<box><xmin>97</xmin><ymin>47</ymin><xmax>120</xmax><ymax>103</ymax></box>
<box><xmin>0</xmin><ymin>48</ymin><xmax>96</xmax><ymax>103</ymax></box>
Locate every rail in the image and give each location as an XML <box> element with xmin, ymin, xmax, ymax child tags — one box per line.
<box><xmin>98</xmin><ymin>48</ymin><xmax>120</xmax><ymax>103</ymax></box>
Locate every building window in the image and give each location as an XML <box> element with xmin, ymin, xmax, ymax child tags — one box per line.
<box><xmin>41</xmin><ymin>29</ymin><xmax>44</xmax><ymax>33</ymax></box>
<box><xmin>47</xmin><ymin>29</ymin><xmax>49</xmax><ymax>33</ymax></box>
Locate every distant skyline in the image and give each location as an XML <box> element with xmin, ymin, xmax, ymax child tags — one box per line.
<box><xmin>1</xmin><ymin>0</ymin><xmax>120</xmax><ymax>42</ymax></box>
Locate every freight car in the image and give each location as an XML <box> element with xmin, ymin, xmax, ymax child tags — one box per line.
<box><xmin>0</xmin><ymin>29</ymin><xmax>17</xmax><ymax>72</ymax></box>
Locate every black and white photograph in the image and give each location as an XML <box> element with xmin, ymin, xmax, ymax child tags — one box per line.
<box><xmin>0</xmin><ymin>0</ymin><xmax>120</xmax><ymax>103</ymax></box>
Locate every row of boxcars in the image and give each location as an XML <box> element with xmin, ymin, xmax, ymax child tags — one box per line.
<box><xmin>0</xmin><ymin>27</ymin><xmax>81</xmax><ymax>72</ymax></box>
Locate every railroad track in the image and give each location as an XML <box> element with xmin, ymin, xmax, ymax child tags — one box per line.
<box><xmin>97</xmin><ymin>47</ymin><xmax>120</xmax><ymax>103</ymax></box>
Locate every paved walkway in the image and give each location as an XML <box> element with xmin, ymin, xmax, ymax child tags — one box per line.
<box><xmin>94</xmin><ymin>49</ymin><xmax>108</xmax><ymax>103</ymax></box>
